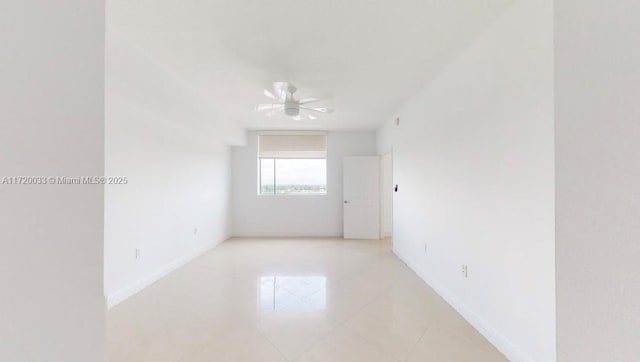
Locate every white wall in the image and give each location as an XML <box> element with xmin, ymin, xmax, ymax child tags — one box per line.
<box><xmin>0</xmin><ymin>2</ymin><xmax>106</xmax><ymax>361</ymax></box>
<box><xmin>232</xmin><ymin>131</ymin><xmax>377</xmax><ymax>237</ymax></box>
<box><xmin>104</xmin><ymin>33</ymin><xmax>239</xmax><ymax>307</ymax></box>
<box><xmin>555</xmin><ymin>1</ymin><xmax>640</xmax><ymax>360</ymax></box>
<box><xmin>376</xmin><ymin>1</ymin><xmax>555</xmax><ymax>361</ymax></box>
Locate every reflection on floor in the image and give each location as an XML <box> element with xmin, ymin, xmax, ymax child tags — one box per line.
<box><xmin>108</xmin><ymin>238</ymin><xmax>507</xmax><ymax>362</ymax></box>
<box><xmin>259</xmin><ymin>276</ymin><xmax>327</xmax><ymax>313</ymax></box>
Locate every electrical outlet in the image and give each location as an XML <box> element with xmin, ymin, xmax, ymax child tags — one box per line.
<box><xmin>135</xmin><ymin>248</ymin><xmax>142</xmax><ymax>259</ymax></box>
<box><xmin>193</xmin><ymin>227</ymin><xmax>198</xmax><ymax>235</ymax></box>
<box><xmin>461</xmin><ymin>264</ymin><xmax>468</xmax><ymax>278</ymax></box>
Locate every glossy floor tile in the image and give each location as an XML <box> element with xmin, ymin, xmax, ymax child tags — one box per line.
<box><xmin>108</xmin><ymin>238</ymin><xmax>507</xmax><ymax>362</ymax></box>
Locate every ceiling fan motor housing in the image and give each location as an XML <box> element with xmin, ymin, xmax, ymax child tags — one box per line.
<box><xmin>284</xmin><ymin>100</ymin><xmax>300</xmax><ymax>116</ymax></box>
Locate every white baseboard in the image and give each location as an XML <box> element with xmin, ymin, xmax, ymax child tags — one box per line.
<box><xmin>231</xmin><ymin>231</ymin><xmax>343</xmax><ymax>238</ymax></box>
<box><xmin>106</xmin><ymin>239</ymin><xmax>226</xmax><ymax>309</ymax></box>
<box><xmin>393</xmin><ymin>247</ymin><xmax>532</xmax><ymax>362</ymax></box>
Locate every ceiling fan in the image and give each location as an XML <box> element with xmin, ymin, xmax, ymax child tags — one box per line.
<box><xmin>255</xmin><ymin>82</ymin><xmax>333</xmax><ymax>120</ymax></box>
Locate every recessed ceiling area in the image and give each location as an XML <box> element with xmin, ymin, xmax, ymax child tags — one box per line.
<box><xmin>106</xmin><ymin>0</ymin><xmax>512</xmax><ymax>131</ymax></box>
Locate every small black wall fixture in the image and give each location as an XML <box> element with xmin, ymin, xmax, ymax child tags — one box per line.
<box><xmin>394</xmin><ymin>184</ymin><xmax>398</xmax><ymax>192</ymax></box>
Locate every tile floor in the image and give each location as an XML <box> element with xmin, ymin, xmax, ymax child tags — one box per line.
<box><xmin>108</xmin><ymin>238</ymin><xmax>507</xmax><ymax>362</ymax></box>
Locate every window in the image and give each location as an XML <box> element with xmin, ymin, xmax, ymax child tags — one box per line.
<box><xmin>258</xmin><ymin>132</ymin><xmax>327</xmax><ymax>195</ymax></box>
<box><xmin>260</xmin><ymin>158</ymin><xmax>327</xmax><ymax>194</ymax></box>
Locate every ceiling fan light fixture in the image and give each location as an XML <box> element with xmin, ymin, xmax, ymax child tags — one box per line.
<box><xmin>284</xmin><ymin>100</ymin><xmax>300</xmax><ymax>116</ymax></box>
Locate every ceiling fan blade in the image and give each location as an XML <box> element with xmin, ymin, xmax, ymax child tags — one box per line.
<box><xmin>299</xmin><ymin>95</ymin><xmax>333</xmax><ymax>104</ymax></box>
<box><xmin>299</xmin><ymin>97</ymin><xmax>321</xmax><ymax>105</ymax></box>
<box><xmin>263</xmin><ymin>89</ymin><xmax>280</xmax><ymax>101</ymax></box>
<box><xmin>308</xmin><ymin>114</ymin><xmax>317</xmax><ymax>120</ymax></box>
<box><xmin>272</xmin><ymin>82</ymin><xmax>289</xmax><ymax>101</ymax></box>
<box><xmin>292</xmin><ymin>115</ymin><xmax>302</xmax><ymax>121</ymax></box>
<box><xmin>255</xmin><ymin>104</ymin><xmax>283</xmax><ymax>112</ymax></box>
<box><xmin>300</xmin><ymin>106</ymin><xmax>333</xmax><ymax>113</ymax></box>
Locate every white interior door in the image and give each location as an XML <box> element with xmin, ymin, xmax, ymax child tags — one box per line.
<box><xmin>343</xmin><ymin>156</ymin><xmax>380</xmax><ymax>239</ymax></box>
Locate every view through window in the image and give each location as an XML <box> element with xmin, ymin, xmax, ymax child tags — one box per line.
<box><xmin>260</xmin><ymin>158</ymin><xmax>327</xmax><ymax>194</ymax></box>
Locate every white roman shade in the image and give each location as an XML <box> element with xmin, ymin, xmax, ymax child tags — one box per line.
<box><xmin>258</xmin><ymin>131</ymin><xmax>327</xmax><ymax>159</ymax></box>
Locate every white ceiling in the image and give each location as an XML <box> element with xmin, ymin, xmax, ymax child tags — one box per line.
<box><xmin>107</xmin><ymin>0</ymin><xmax>511</xmax><ymax>131</ymax></box>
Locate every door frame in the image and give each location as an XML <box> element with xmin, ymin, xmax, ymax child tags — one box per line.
<box><xmin>379</xmin><ymin>150</ymin><xmax>393</xmax><ymax>240</ymax></box>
